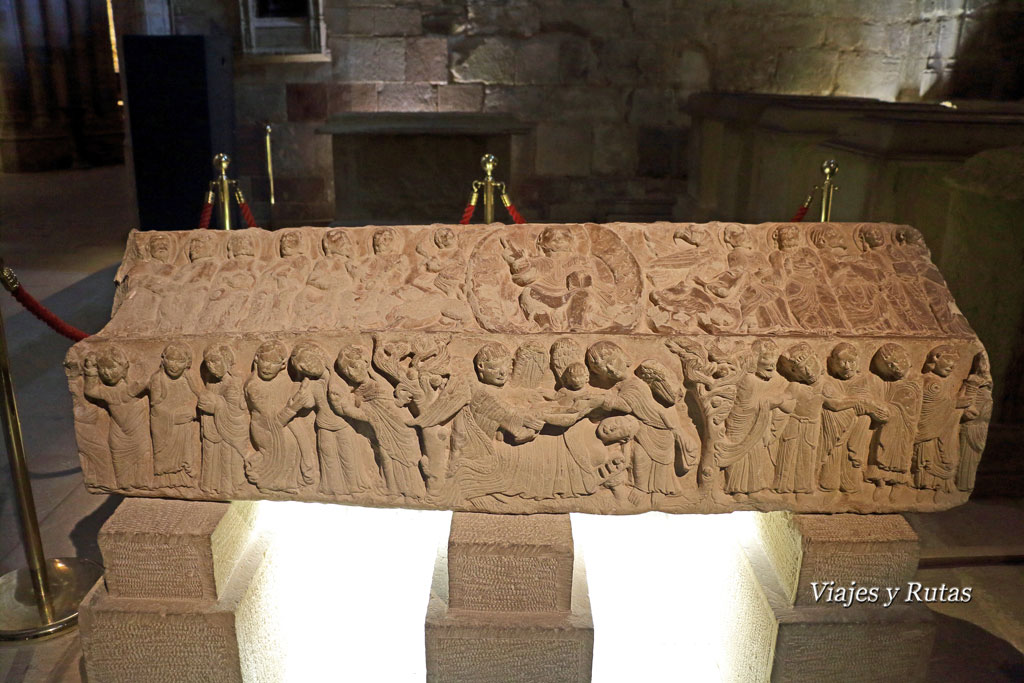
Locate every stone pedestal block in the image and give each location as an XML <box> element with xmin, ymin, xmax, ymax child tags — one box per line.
<box><xmin>425</xmin><ymin>513</ymin><xmax>593</xmax><ymax>683</ymax></box>
<box><xmin>80</xmin><ymin>499</ymin><xmax>265</xmax><ymax>683</ymax></box>
<box><xmin>734</xmin><ymin>512</ymin><xmax>935</xmax><ymax>683</ymax></box>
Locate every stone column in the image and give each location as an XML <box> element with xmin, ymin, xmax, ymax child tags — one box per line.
<box><xmin>425</xmin><ymin>513</ymin><xmax>594</xmax><ymax>683</ymax></box>
<box><xmin>79</xmin><ymin>498</ymin><xmax>267</xmax><ymax>683</ymax></box>
<box><xmin>731</xmin><ymin>512</ymin><xmax>936</xmax><ymax>683</ymax></box>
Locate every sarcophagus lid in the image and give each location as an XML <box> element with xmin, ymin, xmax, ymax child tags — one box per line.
<box><xmin>66</xmin><ymin>222</ymin><xmax>990</xmax><ymax>514</ymax></box>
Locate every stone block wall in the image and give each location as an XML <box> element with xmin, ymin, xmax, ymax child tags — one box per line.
<box><xmin>110</xmin><ymin>0</ymin><xmax>1019</xmax><ymax>225</ymax></box>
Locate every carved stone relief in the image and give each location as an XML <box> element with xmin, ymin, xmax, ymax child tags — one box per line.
<box><xmin>75</xmin><ymin>223</ymin><xmax>986</xmax><ymax>514</ymax></box>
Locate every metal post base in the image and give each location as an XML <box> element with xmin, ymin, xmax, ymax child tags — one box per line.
<box><xmin>0</xmin><ymin>557</ymin><xmax>103</xmax><ymax>641</ymax></box>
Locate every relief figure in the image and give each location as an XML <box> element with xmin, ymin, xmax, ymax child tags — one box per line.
<box><xmin>770</xmin><ymin>225</ymin><xmax>847</xmax><ymax>332</ymax></box>
<box><xmin>290</xmin><ymin>341</ymin><xmax>373</xmax><ymax>495</ymax></box>
<box><xmin>200</xmin><ymin>232</ymin><xmax>261</xmax><ymax>331</ymax></box>
<box><xmin>585</xmin><ymin>342</ymin><xmax>698</xmax><ymax>503</ymax></box>
<box><xmin>500</xmin><ymin>226</ymin><xmax>617</xmax><ymax>330</ymax></box>
<box><xmin>244</xmin><ymin>340</ymin><xmax>316</xmax><ymax>493</ymax></box>
<box><xmin>170</xmin><ymin>234</ymin><xmax>220</xmax><ymax>332</ymax></box>
<box><xmin>292</xmin><ymin>229</ymin><xmax>356</xmax><ymax>329</ymax></box>
<box><xmin>111</xmin><ymin>233</ymin><xmax>176</xmax><ymax>334</ymax></box>
<box><xmin>331</xmin><ymin>344</ymin><xmax>425</xmax><ymax>499</ymax></box>
<box><xmin>956</xmin><ymin>352</ymin><xmax>993</xmax><ymax>492</ymax></box>
<box><xmin>245</xmin><ymin>231</ymin><xmax>312</xmax><ymax>330</ymax></box>
<box><xmin>146</xmin><ymin>342</ymin><xmax>200</xmax><ymax>487</ymax></box>
<box><xmin>197</xmin><ymin>344</ymin><xmax>249</xmax><ymax>494</ymax></box>
<box><xmin>83</xmin><ymin>348</ymin><xmax>152</xmax><ymax>489</ymax></box>
<box><xmin>818</xmin><ymin>343</ymin><xmax>889</xmax><ymax>494</ymax></box>
<box><xmin>716</xmin><ymin>340</ymin><xmax>794</xmax><ymax>496</ymax></box>
<box><xmin>414</xmin><ymin>342</ymin><xmax>543</xmax><ymax>504</ymax></box>
<box><xmin>866</xmin><ymin>343</ymin><xmax>922</xmax><ymax>489</ymax></box>
<box><xmin>913</xmin><ymin>345</ymin><xmax>968</xmax><ymax>497</ymax></box>
<box><xmin>66</xmin><ymin>357</ymin><xmax>114</xmax><ymax>490</ymax></box>
<box><xmin>773</xmin><ymin>343</ymin><xmax>825</xmax><ymax>495</ymax></box>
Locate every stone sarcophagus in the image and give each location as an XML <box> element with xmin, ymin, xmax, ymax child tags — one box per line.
<box><xmin>65</xmin><ymin>222</ymin><xmax>991</xmax><ymax>514</ymax></box>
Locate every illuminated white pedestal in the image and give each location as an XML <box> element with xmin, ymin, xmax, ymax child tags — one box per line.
<box><xmin>735</xmin><ymin>513</ymin><xmax>936</xmax><ymax>683</ymax></box>
<box><xmin>425</xmin><ymin>513</ymin><xmax>594</xmax><ymax>683</ymax></box>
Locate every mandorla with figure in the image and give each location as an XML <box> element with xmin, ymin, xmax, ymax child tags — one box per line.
<box><xmin>65</xmin><ymin>221</ymin><xmax>991</xmax><ymax>514</ymax></box>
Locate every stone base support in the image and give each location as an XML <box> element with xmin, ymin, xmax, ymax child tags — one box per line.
<box><xmin>425</xmin><ymin>513</ymin><xmax>593</xmax><ymax>683</ymax></box>
<box><xmin>80</xmin><ymin>499</ymin><xmax>265</xmax><ymax>683</ymax></box>
<box><xmin>732</xmin><ymin>512</ymin><xmax>936</xmax><ymax>683</ymax></box>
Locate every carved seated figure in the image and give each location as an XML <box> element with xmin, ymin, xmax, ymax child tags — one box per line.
<box><xmin>501</xmin><ymin>226</ymin><xmax>616</xmax><ymax>330</ymax></box>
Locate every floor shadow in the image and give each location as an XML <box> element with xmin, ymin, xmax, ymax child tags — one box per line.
<box><xmin>69</xmin><ymin>494</ymin><xmax>123</xmax><ymax>567</ymax></box>
<box><xmin>926</xmin><ymin>611</ymin><xmax>1024</xmax><ymax>681</ymax></box>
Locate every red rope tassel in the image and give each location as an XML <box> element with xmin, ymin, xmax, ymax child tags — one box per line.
<box><xmin>790</xmin><ymin>205</ymin><xmax>809</xmax><ymax>222</ymax></box>
<box><xmin>238</xmin><ymin>201</ymin><xmax>258</xmax><ymax>229</ymax></box>
<box><xmin>12</xmin><ymin>286</ymin><xmax>89</xmax><ymax>341</ymax></box>
<box><xmin>506</xmin><ymin>203</ymin><xmax>526</xmax><ymax>224</ymax></box>
<box><xmin>459</xmin><ymin>203</ymin><xmax>476</xmax><ymax>225</ymax></box>
<box><xmin>198</xmin><ymin>202</ymin><xmax>213</xmax><ymax>230</ymax></box>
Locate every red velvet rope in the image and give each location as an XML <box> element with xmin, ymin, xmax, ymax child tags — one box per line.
<box><xmin>198</xmin><ymin>202</ymin><xmax>213</xmax><ymax>230</ymax></box>
<box><xmin>459</xmin><ymin>203</ymin><xmax>476</xmax><ymax>225</ymax></box>
<box><xmin>238</xmin><ymin>201</ymin><xmax>258</xmax><ymax>229</ymax></box>
<box><xmin>790</xmin><ymin>205</ymin><xmax>809</xmax><ymax>222</ymax></box>
<box><xmin>506</xmin><ymin>203</ymin><xmax>526</xmax><ymax>224</ymax></box>
<box><xmin>11</xmin><ymin>286</ymin><xmax>89</xmax><ymax>341</ymax></box>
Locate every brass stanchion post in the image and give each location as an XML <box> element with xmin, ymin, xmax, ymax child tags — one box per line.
<box><xmin>265</xmin><ymin>124</ymin><xmax>275</xmax><ymax>229</ymax></box>
<box><xmin>481</xmin><ymin>154</ymin><xmax>498</xmax><ymax>224</ymax></box>
<box><xmin>0</xmin><ymin>265</ymin><xmax>102</xmax><ymax>640</ymax></box>
<box><xmin>214</xmin><ymin>153</ymin><xmax>234</xmax><ymax>231</ymax></box>
<box><xmin>820</xmin><ymin>159</ymin><xmax>838</xmax><ymax>222</ymax></box>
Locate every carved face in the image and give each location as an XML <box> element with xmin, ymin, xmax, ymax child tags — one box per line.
<box><xmin>280</xmin><ymin>232</ymin><xmax>303</xmax><ymax>257</ymax></box>
<box><xmin>723</xmin><ymin>226</ymin><xmax>750</xmax><ymax>249</ymax></box>
<box><xmin>323</xmin><ymin>229</ymin><xmax>351</xmax><ymax>257</ymax></box>
<box><xmin>150</xmin><ymin>235</ymin><xmax>173</xmax><ymax>264</ymax></box>
<box><xmin>859</xmin><ymin>227</ymin><xmax>884</xmax><ymax>249</ymax></box>
<box><xmin>433</xmin><ymin>227</ymin><xmax>456</xmax><ymax>250</ymax></box>
<box><xmin>188</xmin><ymin>236</ymin><xmax>214</xmax><ymax>261</ymax></box>
<box><xmin>338</xmin><ymin>354</ymin><xmax>369</xmax><ymax>384</ymax></box>
<box><xmin>872</xmin><ymin>344</ymin><xmax>911</xmax><ymax>381</ymax></box>
<box><xmin>204</xmin><ymin>353</ymin><xmax>228</xmax><ymax>380</ymax></box>
<box><xmin>538</xmin><ymin>227</ymin><xmax>573</xmax><ymax>255</ymax></box>
<box><xmin>828</xmin><ymin>344</ymin><xmax>859</xmax><ymax>380</ymax></box>
<box><xmin>228</xmin><ymin>233</ymin><xmax>255</xmax><ymax>258</ymax></box>
<box><xmin>161</xmin><ymin>347</ymin><xmax>191</xmax><ymax>379</ymax></box>
<box><xmin>561</xmin><ymin>363</ymin><xmax>589</xmax><ymax>391</ymax></box>
<box><xmin>775</xmin><ymin>226</ymin><xmax>799</xmax><ymax>250</ymax></box>
<box><xmin>597</xmin><ymin>415</ymin><xmax>639</xmax><ymax>444</ymax></box>
<box><xmin>255</xmin><ymin>349</ymin><xmax>286</xmax><ymax>381</ymax></box>
<box><xmin>97</xmin><ymin>357</ymin><xmax>127</xmax><ymax>386</ymax></box>
<box><xmin>927</xmin><ymin>348</ymin><xmax>958</xmax><ymax>378</ymax></box>
<box><xmin>755</xmin><ymin>351</ymin><xmax>777</xmax><ymax>380</ymax></box>
<box><xmin>588</xmin><ymin>347</ymin><xmax>629</xmax><ymax>384</ymax></box>
<box><xmin>372</xmin><ymin>228</ymin><xmax>397</xmax><ymax>255</ymax></box>
<box><xmin>476</xmin><ymin>357</ymin><xmax>511</xmax><ymax>387</ymax></box>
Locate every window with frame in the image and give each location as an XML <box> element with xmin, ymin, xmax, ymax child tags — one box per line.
<box><xmin>240</xmin><ymin>0</ymin><xmax>325</xmax><ymax>55</ymax></box>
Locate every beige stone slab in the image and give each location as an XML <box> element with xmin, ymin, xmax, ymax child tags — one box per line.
<box><xmin>98</xmin><ymin>498</ymin><xmax>258</xmax><ymax>601</ymax></box>
<box><xmin>757</xmin><ymin>512</ymin><xmax>920</xmax><ymax>606</ymax></box>
<box><xmin>448</xmin><ymin>513</ymin><xmax>574</xmax><ymax>613</ymax></box>
<box><xmin>736</xmin><ymin>514</ymin><xmax>935</xmax><ymax>683</ymax></box>
<box><xmin>426</xmin><ymin>538</ymin><xmax>593</xmax><ymax>683</ymax></box>
<box><xmin>67</xmin><ymin>222</ymin><xmax>988</xmax><ymax>515</ymax></box>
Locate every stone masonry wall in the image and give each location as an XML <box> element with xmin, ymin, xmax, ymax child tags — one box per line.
<box><xmin>115</xmin><ymin>0</ymin><xmax>1006</xmax><ymax>225</ymax></box>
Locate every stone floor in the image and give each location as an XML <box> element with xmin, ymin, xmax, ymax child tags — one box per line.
<box><xmin>0</xmin><ymin>166</ymin><xmax>1022</xmax><ymax>681</ymax></box>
